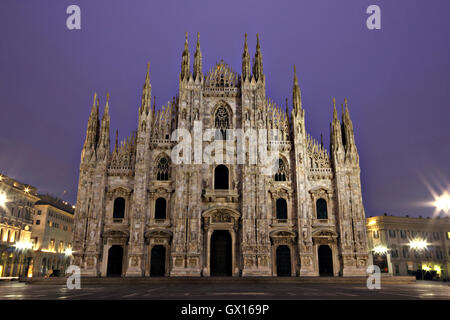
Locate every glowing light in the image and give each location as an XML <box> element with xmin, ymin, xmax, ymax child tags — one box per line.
<box><xmin>422</xmin><ymin>265</ymin><xmax>431</xmax><ymax>271</ymax></box>
<box><xmin>409</xmin><ymin>238</ymin><xmax>428</xmax><ymax>250</ymax></box>
<box><xmin>72</xmin><ymin>205</ymin><xmax>76</xmax><ymax>209</ymax></box>
<box><xmin>24</xmin><ymin>187</ymin><xmax>30</xmax><ymax>193</ymax></box>
<box><xmin>434</xmin><ymin>265</ymin><xmax>441</xmax><ymax>273</ymax></box>
<box><xmin>0</xmin><ymin>193</ymin><xmax>7</xmax><ymax>207</ymax></box>
<box><xmin>27</xmin><ymin>266</ymin><xmax>33</xmax><ymax>278</ymax></box>
<box><xmin>368</xmin><ymin>220</ymin><xmax>376</xmax><ymax>226</ymax></box>
<box><xmin>14</xmin><ymin>241</ymin><xmax>33</xmax><ymax>250</ymax></box>
<box><xmin>372</xmin><ymin>245</ymin><xmax>388</xmax><ymax>255</ymax></box>
<box><xmin>65</xmin><ymin>248</ymin><xmax>73</xmax><ymax>256</ymax></box>
<box><xmin>433</xmin><ymin>192</ymin><xmax>450</xmax><ymax>214</ymax></box>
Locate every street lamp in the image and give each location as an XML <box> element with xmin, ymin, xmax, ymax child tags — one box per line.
<box><xmin>433</xmin><ymin>192</ymin><xmax>450</xmax><ymax>214</ymax></box>
<box><xmin>14</xmin><ymin>241</ymin><xmax>33</xmax><ymax>250</ymax></box>
<box><xmin>372</xmin><ymin>245</ymin><xmax>388</xmax><ymax>255</ymax></box>
<box><xmin>408</xmin><ymin>238</ymin><xmax>428</xmax><ymax>251</ymax></box>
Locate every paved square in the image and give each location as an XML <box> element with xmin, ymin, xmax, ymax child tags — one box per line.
<box><xmin>0</xmin><ymin>280</ymin><xmax>448</xmax><ymax>300</ymax></box>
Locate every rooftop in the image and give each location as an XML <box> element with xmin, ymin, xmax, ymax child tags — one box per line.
<box><xmin>35</xmin><ymin>194</ymin><xmax>75</xmax><ymax>214</ymax></box>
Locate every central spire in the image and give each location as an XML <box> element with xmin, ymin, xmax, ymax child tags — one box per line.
<box><xmin>140</xmin><ymin>62</ymin><xmax>151</xmax><ymax>115</ymax></box>
<box><xmin>292</xmin><ymin>64</ymin><xmax>302</xmax><ymax>113</ymax></box>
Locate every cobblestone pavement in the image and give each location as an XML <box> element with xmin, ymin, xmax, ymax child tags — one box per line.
<box><xmin>0</xmin><ymin>280</ymin><xmax>448</xmax><ymax>300</ymax></box>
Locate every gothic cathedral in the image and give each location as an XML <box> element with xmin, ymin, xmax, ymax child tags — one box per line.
<box><xmin>72</xmin><ymin>33</ymin><xmax>369</xmax><ymax>277</ymax></box>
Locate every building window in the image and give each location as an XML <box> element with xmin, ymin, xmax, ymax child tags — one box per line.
<box><xmin>402</xmin><ymin>246</ymin><xmax>409</xmax><ymax>258</ymax></box>
<box><xmin>156</xmin><ymin>157</ymin><xmax>170</xmax><ymax>181</ymax></box>
<box><xmin>214</xmin><ymin>106</ymin><xmax>230</xmax><ymax>140</ymax></box>
<box><xmin>37</xmin><ymin>210</ymin><xmax>41</xmax><ymax>215</ymax></box>
<box><xmin>214</xmin><ymin>165</ymin><xmax>229</xmax><ymax>190</ymax></box>
<box><xmin>274</xmin><ymin>159</ymin><xmax>287</xmax><ymax>182</ymax></box>
<box><xmin>316</xmin><ymin>198</ymin><xmax>328</xmax><ymax>219</ymax></box>
<box><xmin>400</xmin><ymin>230</ymin><xmax>406</xmax><ymax>238</ymax></box>
<box><xmin>49</xmin><ymin>239</ymin><xmax>55</xmax><ymax>251</ymax></box>
<box><xmin>447</xmin><ymin>231</ymin><xmax>450</xmax><ymax>240</ymax></box>
<box><xmin>388</xmin><ymin>230</ymin><xmax>396</xmax><ymax>238</ymax></box>
<box><xmin>433</xmin><ymin>232</ymin><xmax>440</xmax><ymax>240</ymax></box>
<box><xmin>373</xmin><ymin>230</ymin><xmax>379</xmax><ymax>239</ymax></box>
<box><xmin>436</xmin><ymin>247</ymin><xmax>443</xmax><ymax>260</ymax></box>
<box><xmin>36</xmin><ymin>220</ymin><xmax>40</xmax><ymax>225</ymax></box>
<box><xmin>113</xmin><ymin>197</ymin><xmax>125</xmax><ymax>220</ymax></box>
<box><xmin>276</xmin><ymin>198</ymin><xmax>288</xmax><ymax>220</ymax></box>
<box><xmin>155</xmin><ymin>198</ymin><xmax>167</xmax><ymax>220</ymax></box>
<box><xmin>58</xmin><ymin>241</ymin><xmax>64</xmax><ymax>253</ymax></box>
<box><xmin>391</xmin><ymin>246</ymin><xmax>399</xmax><ymax>258</ymax></box>
<box><xmin>31</xmin><ymin>237</ymin><xmax>38</xmax><ymax>249</ymax></box>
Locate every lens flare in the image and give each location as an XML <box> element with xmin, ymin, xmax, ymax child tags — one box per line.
<box><xmin>409</xmin><ymin>238</ymin><xmax>428</xmax><ymax>250</ymax></box>
<box><xmin>433</xmin><ymin>192</ymin><xmax>450</xmax><ymax>214</ymax></box>
<box><xmin>14</xmin><ymin>241</ymin><xmax>33</xmax><ymax>250</ymax></box>
<box><xmin>372</xmin><ymin>245</ymin><xmax>388</xmax><ymax>254</ymax></box>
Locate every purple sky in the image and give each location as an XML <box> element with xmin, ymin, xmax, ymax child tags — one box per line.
<box><xmin>1</xmin><ymin>0</ymin><xmax>449</xmax><ymax>217</ymax></box>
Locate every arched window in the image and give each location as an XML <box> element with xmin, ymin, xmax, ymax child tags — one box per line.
<box><xmin>214</xmin><ymin>106</ymin><xmax>230</xmax><ymax>140</ymax></box>
<box><xmin>316</xmin><ymin>198</ymin><xmax>328</xmax><ymax>219</ymax></box>
<box><xmin>214</xmin><ymin>165</ymin><xmax>229</xmax><ymax>190</ymax></box>
<box><xmin>113</xmin><ymin>197</ymin><xmax>125</xmax><ymax>220</ymax></box>
<box><xmin>276</xmin><ymin>198</ymin><xmax>288</xmax><ymax>220</ymax></box>
<box><xmin>156</xmin><ymin>157</ymin><xmax>170</xmax><ymax>181</ymax></box>
<box><xmin>155</xmin><ymin>198</ymin><xmax>167</xmax><ymax>220</ymax></box>
<box><xmin>274</xmin><ymin>158</ymin><xmax>287</xmax><ymax>181</ymax></box>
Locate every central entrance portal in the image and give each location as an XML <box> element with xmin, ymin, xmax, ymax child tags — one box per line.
<box><xmin>150</xmin><ymin>245</ymin><xmax>166</xmax><ymax>277</ymax></box>
<box><xmin>210</xmin><ymin>230</ymin><xmax>232</xmax><ymax>276</ymax></box>
<box><xmin>276</xmin><ymin>245</ymin><xmax>291</xmax><ymax>276</ymax></box>
<box><xmin>318</xmin><ymin>245</ymin><xmax>333</xmax><ymax>276</ymax></box>
<box><xmin>106</xmin><ymin>245</ymin><xmax>123</xmax><ymax>277</ymax></box>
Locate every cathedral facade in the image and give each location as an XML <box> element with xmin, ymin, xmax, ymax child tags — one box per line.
<box><xmin>72</xmin><ymin>33</ymin><xmax>369</xmax><ymax>277</ymax></box>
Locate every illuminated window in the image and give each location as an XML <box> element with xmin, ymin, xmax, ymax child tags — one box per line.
<box><xmin>373</xmin><ymin>230</ymin><xmax>379</xmax><ymax>239</ymax></box>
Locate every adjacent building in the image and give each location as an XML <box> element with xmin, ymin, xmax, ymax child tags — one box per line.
<box><xmin>73</xmin><ymin>33</ymin><xmax>369</xmax><ymax>278</ymax></box>
<box><xmin>0</xmin><ymin>174</ymin><xmax>38</xmax><ymax>278</ymax></box>
<box><xmin>31</xmin><ymin>195</ymin><xmax>74</xmax><ymax>277</ymax></box>
<box><xmin>366</xmin><ymin>215</ymin><xmax>450</xmax><ymax>280</ymax></box>
<box><xmin>0</xmin><ymin>173</ymin><xmax>74</xmax><ymax>278</ymax></box>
